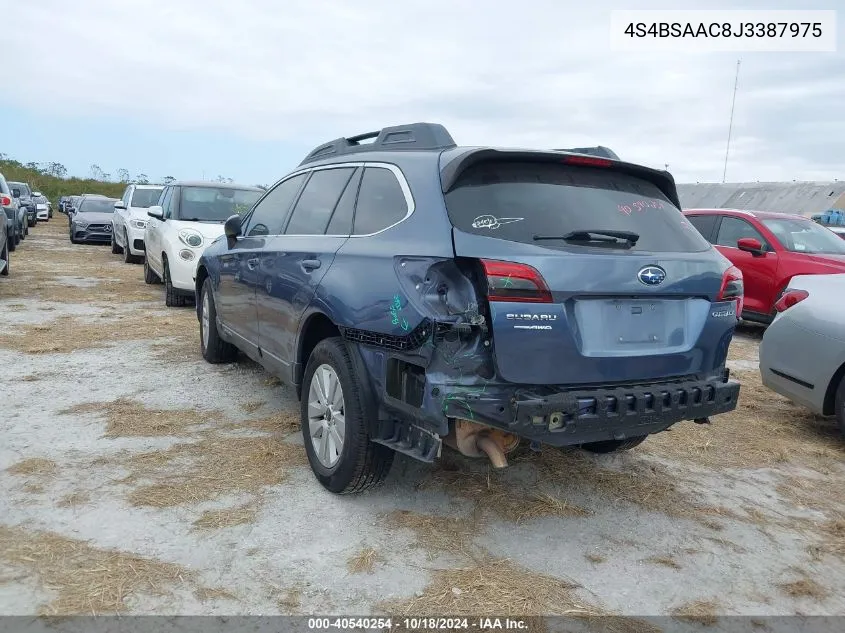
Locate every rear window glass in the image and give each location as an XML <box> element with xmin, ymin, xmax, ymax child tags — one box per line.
<box><xmin>444</xmin><ymin>162</ymin><xmax>710</xmax><ymax>253</ymax></box>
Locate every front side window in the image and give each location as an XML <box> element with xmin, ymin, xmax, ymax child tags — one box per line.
<box><xmin>244</xmin><ymin>174</ymin><xmax>307</xmax><ymax>237</ymax></box>
<box><xmin>176</xmin><ymin>186</ymin><xmax>261</xmax><ymax>223</ymax></box>
<box><xmin>715</xmin><ymin>217</ymin><xmax>768</xmax><ymax>249</ymax></box>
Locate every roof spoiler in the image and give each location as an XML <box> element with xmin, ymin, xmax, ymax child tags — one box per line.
<box><xmin>553</xmin><ymin>146</ymin><xmax>620</xmax><ymax>160</ymax></box>
<box><xmin>299</xmin><ymin>122</ymin><xmax>457</xmax><ymax>166</ymax></box>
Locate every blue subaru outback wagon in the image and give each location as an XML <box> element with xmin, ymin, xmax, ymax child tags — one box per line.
<box><xmin>195</xmin><ymin>123</ymin><xmax>742</xmax><ymax>494</ymax></box>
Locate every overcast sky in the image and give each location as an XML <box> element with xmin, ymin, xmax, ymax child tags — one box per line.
<box><xmin>2</xmin><ymin>0</ymin><xmax>843</xmax><ymax>186</ymax></box>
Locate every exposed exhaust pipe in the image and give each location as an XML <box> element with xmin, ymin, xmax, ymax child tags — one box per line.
<box><xmin>442</xmin><ymin>418</ymin><xmax>519</xmax><ymax>468</ymax></box>
<box><xmin>476</xmin><ymin>435</ymin><xmax>508</xmax><ymax>468</ymax></box>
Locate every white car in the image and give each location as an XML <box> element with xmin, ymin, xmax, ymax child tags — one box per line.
<box><xmin>33</xmin><ymin>192</ymin><xmax>49</xmax><ymax>221</ymax></box>
<box><xmin>112</xmin><ymin>184</ymin><xmax>164</xmax><ymax>264</ymax></box>
<box><xmin>143</xmin><ymin>181</ymin><xmax>263</xmax><ymax>307</ymax></box>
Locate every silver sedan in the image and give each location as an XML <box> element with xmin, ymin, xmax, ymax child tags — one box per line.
<box><xmin>759</xmin><ymin>273</ymin><xmax>845</xmax><ymax>436</ymax></box>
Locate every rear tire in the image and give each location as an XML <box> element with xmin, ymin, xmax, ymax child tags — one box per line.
<box><xmin>163</xmin><ymin>257</ymin><xmax>189</xmax><ymax>307</ymax></box>
<box><xmin>111</xmin><ymin>229</ymin><xmax>122</xmax><ymax>254</ymax></box>
<box><xmin>143</xmin><ymin>255</ymin><xmax>161</xmax><ymax>284</ymax></box>
<box><xmin>834</xmin><ymin>376</ymin><xmax>845</xmax><ymax>438</ymax></box>
<box><xmin>8</xmin><ymin>235</ymin><xmax>15</xmax><ymax>252</ymax></box>
<box><xmin>1</xmin><ymin>242</ymin><xmax>8</xmax><ymax>276</ymax></box>
<box><xmin>199</xmin><ymin>278</ymin><xmax>238</xmax><ymax>364</ymax></box>
<box><xmin>300</xmin><ymin>337</ymin><xmax>394</xmax><ymax>494</ymax></box>
<box><xmin>580</xmin><ymin>435</ymin><xmax>648</xmax><ymax>454</ymax></box>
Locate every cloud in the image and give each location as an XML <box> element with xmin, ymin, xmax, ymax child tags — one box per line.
<box><xmin>7</xmin><ymin>0</ymin><xmax>845</xmax><ymax>182</ymax></box>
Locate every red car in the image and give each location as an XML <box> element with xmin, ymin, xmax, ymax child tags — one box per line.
<box><xmin>683</xmin><ymin>208</ymin><xmax>845</xmax><ymax>324</ymax></box>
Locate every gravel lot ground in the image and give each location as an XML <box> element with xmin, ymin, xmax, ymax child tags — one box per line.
<box><xmin>2</xmin><ymin>219</ymin><xmax>845</xmax><ymax>622</ymax></box>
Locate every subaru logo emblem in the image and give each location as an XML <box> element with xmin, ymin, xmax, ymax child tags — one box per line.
<box><xmin>637</xmin><ymin>265</ymin><xmax>666</xmax><ymax>286</ymax></box>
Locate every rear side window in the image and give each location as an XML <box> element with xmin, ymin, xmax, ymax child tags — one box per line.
<box><xmin>685</xmin><ymin>214</ymin><xmax>718</xmax><ymax>242</ymax></box>
<box><xmin>444</xmin><ymin>162</ymin><xmax>710</xmax><ymax>253</ymax></box>
<box><xmin>285</xmin><ymin>167</ymin><xmax>356</xmax><ymax>235</ymax></box>
<box><xmin>352</xmin><ymin>167</ymin><xmax>408</xmax><ymax>235</ymax></box>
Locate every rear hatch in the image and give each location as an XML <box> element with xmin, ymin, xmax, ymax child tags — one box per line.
<box><xmin>442</xmin><ymin>153</ymin><xmax>740</xmax><ymax>386</ymax></box>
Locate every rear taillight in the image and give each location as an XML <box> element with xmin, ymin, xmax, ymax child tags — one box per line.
<box><xmin>0</xmin><ymin>195</ymin><xmax>10</xmax><ymax>206</ymax></box>
<box><xmin>562</xmin><ymin>155</ymin><xmax>613</xmax><ymax>168</ymax></box>
<box><xmin>774</xmin><ymin>289</ymin><xmax>809</xmax><ymax>313</ymax></box>
<box><xmin>481</xmin><ymin>259</ymin><xmax>552</xmax><ymax>303</ymax></box>
<box><xmin>717</xmin><ymin>265</ymin><xmax>744</xmax><ymax>318</ymax></box>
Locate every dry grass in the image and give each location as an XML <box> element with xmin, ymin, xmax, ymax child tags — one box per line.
<box><xmin>386</xmin><ymin>510</ymin><xmax>481</xmax><ymax>557</ymax></box>
<box><xmin>670</xmin><ymin>599</ymin><xmax>720</xmax><ymax>625</ymax></box>
<box><xmin>60</xmin><ymin>398</ymin><xmax>219</xmax><ymax>438</ymax></box>
<box><xmin>192</xmin><ymin>502</ymin><xmax>261</xmax><ymax>530</ymax></box>
<box><xmin>777</xmin><ymin>578</ymin><xmax>828</xmax><ymax>600</ymax></box>
<box><xmin>0</xmin><ymin>525</ymin><xmax>195</xmax><ymax>615</ymax></box>
<box><xmin>646</xmin><ymin>369</ymin><xmax>845</xmax><ymax>471</ymax></box>
<box><xmin>643</xmin><ymin>371</ymin><xmax>845</xmax><ymax>471</ymax></box>
<box><xmin>382</xmin><ymin>557</ymin><xmax>587</xmax><ymax>618</ymax></box>
<box><xmin>21</xmin><ymin>374</ymin><xmax>40</xmax><ymax>382</ymax></box>
<box><xmin>644</xmin><ymin>555</ymin><xmax>681</xmax><ymax>570</ymax></box>
<box><xmin>56</xmin><ymin>492</ymin><xmax>91</xmax><ymax>508</ymax></box>
<box><xmin>383</xmin><ymin>556</ymin><xmax>659</xmax><ymax>633</ymax></box>
<box><xmin>727</xmin><ymin>335</ymin><xmax>760</xmax><ymax>362</ymax></box>
<box><xmin>585</xmin><ymin>553</ymin><xmax>606</xmax><ymax>564</ymax></box>
<box><xmin>0</xmin><ymin>312</ymin><xmax>195</xmax><ymax>355</ymax></box>
<box><xmin>7</xmin><ymin>458</ymin><xmax>57</xmax><ymax>477</ymax></box>
<box><xmin>818</xmin><ymin>519</ymin><xmax>845</xmax><ymax>558</ymax></box>
<box><xmin>346</xmin><ymin>547</ymin><xmax>383</xmax><ymax>574</ymax></box>
<box><xmin>124</xmin><ymin>434</ymin><xmax>307</xmax><ymax>508</ymax></box>
<box><xmin>241</xmin><ymin>401</ymin><xmax>266</xmax><ymax>414</ymax></box>
<box><xmin>194</xmin><ymin>587</ymin><xmax>240</xmax><ymax>603</ymax></box>
<box><xmin>224</xmin><ymin>410</ymin><xmax>300</xmax><ymax>435</ymax></box>
<box><xmin>422</xmin><ymin>453</ymin><xmax>592</xmax><ymax>525</ymax></box>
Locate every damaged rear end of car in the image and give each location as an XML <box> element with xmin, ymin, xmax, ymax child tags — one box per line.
<box><xmin>330</xmin><ymin>146</ymin><xmax>742</xmax><ymax>468</ymax></box>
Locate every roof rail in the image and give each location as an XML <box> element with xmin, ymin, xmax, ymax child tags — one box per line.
<box><xmin>554</xmin><ymin>146</ymin><xmax>620</xmax><ymax>160</ymax></box>
<box><xmin>299</xmin><ymin>122</ymin><xmax>457</xmax><ymax>166</ymax></box>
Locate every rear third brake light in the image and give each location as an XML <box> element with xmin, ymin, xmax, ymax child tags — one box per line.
<box><xmin>774</xmin><ymin>289</ymin><xmax>809</xmax><ymax>313</ymax></box>
<box><xmin>481</xmin><ymin>259</ymin><xmax>552</xmax><ymax>303</ymax></box>
<box><xmin>563</xmin><ymin>155</ymin><xmax>613</xmax><ymax>168</ymax></box>
<box><xmin>0</xmin><ymin>195</ymin><xmax>10</xmax><ymax>206</ymax></box>
<box><xmin>717</xmin><ymin>265</ymin><xmax>744</xmax><ymax>318</ymax></box>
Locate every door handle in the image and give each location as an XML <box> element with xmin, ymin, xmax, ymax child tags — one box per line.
<box><xmin>246</xmin><ymin>258</ymin><xmax>259</xmax><ymax>270</ymax></box>
<box><xmin>301</xmin><ymin>259</ymin><xmax>321</xmax><ymax>271</ymax></box>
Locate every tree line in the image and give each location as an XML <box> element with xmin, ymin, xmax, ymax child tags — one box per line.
<box><xmin>0</xmin><ymin>153</ymin><xmax>267</xmax><ymax>202</ymax></box>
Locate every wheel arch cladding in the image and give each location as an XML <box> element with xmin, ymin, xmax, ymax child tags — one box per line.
<box><xmin>195</xmin><ymin>266</ymin><xmax>209</xmax><ymax>319</ymax></box>
<box><xmin>297</xmin><ymin>313</ymin><xmax>341</xmax><ymax>397</ymax></box>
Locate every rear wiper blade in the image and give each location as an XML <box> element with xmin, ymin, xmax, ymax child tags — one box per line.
<box><xmin>533</xmin><ymin>230</ymin><xmax>640</xmax><ymax>245</ymax></box>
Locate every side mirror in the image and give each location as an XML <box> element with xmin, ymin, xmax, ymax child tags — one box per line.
<box><xmin>737</xmin><ymin>237</ymin><xmax>766</xmax><ymax>256</ymax></box>
<box><xmin>114</xmin><ymin>200</ymin><xmax>127</xmax><ymax>210</ymax></box>
<box><xmin>224</xmin><ymin>214</ymin><xmax>242</xmax><ymax>241</ymax></box>
<box><xmin>147</xmin><ymin>206</ymin><xmax>164</xmax><ymax>220</ymax></box>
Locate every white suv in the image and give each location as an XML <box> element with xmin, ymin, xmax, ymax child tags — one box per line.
<box><xmin>112</xmin><ymin>184</ymin><xmax>164</xmax><ymax>263</ymax></box>
<box><xmin>144</xmin><ymin>181</ymin><xmax>262</xmax><ymax>307</ymax></box>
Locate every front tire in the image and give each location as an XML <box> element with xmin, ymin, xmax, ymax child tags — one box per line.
<box><xmin>111</xmin><ymin>229</ymin><xmax>122</xmax><ymax>254</ymax></box>
<box><xmin>1</xmin><ymin>242</ymin><xmax>8</xmax><ymax>276</ymax></box>
<box><xmin>143</xmin><ymin>255</ymin><xmax>161</xmax><ymax>284</ymax></box>
<box><xmin>580</xmin><ymin>435</ymin><xmax>648</xmax><ymax>454</ymax></box>
<box><xmin>199</xmin><ymin>278</ymin><xmax>238</xmax><ymax>364</ymax></box>
<box><xmin>300</xmin><ymin>337</ymin><xmax>394</xmax><ymax>494</ymax></box>
<box><xmin>163</xmin><ymin>257</ymin><xmax>189</xmax><ymax>307</ymax></box>
<box><xmin>8</xmin><ymin>235</ymin><xmax>15</xmax><ymax>252</ymax></box>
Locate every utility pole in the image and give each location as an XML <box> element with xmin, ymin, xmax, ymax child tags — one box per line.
<box><xmin>723</xmin><ymin>59</ymin><xmax>741</xmax><ymax>183</ymax></box>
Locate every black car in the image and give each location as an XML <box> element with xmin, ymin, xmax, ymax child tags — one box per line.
<box><xmin>8</xmin><ymin>181</ymin><xmax>37</xmax><ymax>227</ymax></box>
<box><xmin>69</xmin><ymin>196</ymin><xmax>119</xmax><ymax>244</ymax></box>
